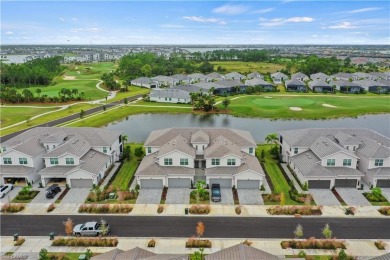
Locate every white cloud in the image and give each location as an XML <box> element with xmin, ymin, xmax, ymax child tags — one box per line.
<box><xmin>5</xmin><ymin>31</ymin><xmax>14</xmax><ymax>35</ymax></box>
<box><xmin>71</xmin><ymin>27</ymin><xmax>101</xmax><ymax>33</ymax></box>
<box><xmin>259</xmin><ymin>16</ymin><xmax>314</xmax><ymax>27</ymax></box>
<box><xmin>212</xmin><ymin>5</ymin><xmax>248</xmax><ymax>15</ymax></box>
<box><xmin>340</xmin><ymin>7</ymin><xmax>382</xmax><ymax>14</ymax></box>
<box><xmin>183</xmin><ymin>16</ymin><xmax>226</xmax><ymax>25</ymax></box>
<box><xmin>71</xmin><ymin>18</ymin><xmax>78</xmax><ymax>21</ymax></box>
<box><xmin>59</xmin><ymin>17</ymin><xmax>65</xmax><ymax>22</ymax></box>
<box><xmin>328</xmin><ymin>22</ymin><xmax>357</xmax><ymax>29</ymax></box>
<box><xmin>252</xmin><ymin>8</ymin><xmax>274</xmax><ymax>14</ymax></box>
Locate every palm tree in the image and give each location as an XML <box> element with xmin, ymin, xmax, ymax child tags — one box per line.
<box><xmin>122</xmin><ymin>135</ymin><xmax>128</xmax><ymax>144</ymax></box>
<box><xmin>265</xmin><ymin>133</ymin><xmax>278</xmax><ymax>145</ymax></box>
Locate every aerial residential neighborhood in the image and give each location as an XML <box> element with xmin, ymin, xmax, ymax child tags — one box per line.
<box><xmin>1</xmin><ymin>0</ymin><xmax>390</xmax><ymax>259</ymax></box>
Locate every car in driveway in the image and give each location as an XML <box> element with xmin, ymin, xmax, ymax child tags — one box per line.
<box><xmin>45</xmin><ymin>184</ymin><xmax>61</xmax><ymax>199</ymax></box>
<box><xmin>0</xmin><ymin>184</ymin><xmax>13</xmax><ymax>198</ymax></box>
<box><xmin>211</xmin><ymin>184</ymin><xmax>221</xmax><ymax>202</ymax></box>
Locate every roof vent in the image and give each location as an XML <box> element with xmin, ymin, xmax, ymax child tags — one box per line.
<box><xmin>305</xmin><ymin>153</ymin><xmax>309</xmax><ymax>156</ymax></box>
<box><xmin>308</xmin><ymin>155</ymin><xmax>312</xmax><ymax>159</ymax></box>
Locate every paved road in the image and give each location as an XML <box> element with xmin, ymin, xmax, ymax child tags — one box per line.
<box><xmin>0</xmin><ymin>95</ymin><xmax>143</xmax><ymax>142</ymax></box>
<box><xmin>1</xmin><ymin>215</ymin><xmax>389</xmax><ymax>239</ymax></box>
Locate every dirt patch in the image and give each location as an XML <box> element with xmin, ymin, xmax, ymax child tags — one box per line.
<box><xmin>63</xmin><ymin>75</ymin><xmax>76</xmax><ymax>80</ymax></box>
<box><xmin>322</xmin><ymin>103</ymin><xmax>337</xmax><ymax>108</ymax></box>
<box><xmin>289</xmin><ymin>107</ymin><xmax>302</xmax><ymax>111</ymax></box>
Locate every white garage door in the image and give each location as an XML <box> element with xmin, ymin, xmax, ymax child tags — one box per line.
<box><xmin>70</xmin><ymin>179</ymin><xmax>93</xmax><ymax>188</ymax></box>
<box><xmin>209</xmin><ymin>178</ymin><xmax>232</xmax><ymax>188</ymax></box>
<box><xmin>237</xmin><ymin>180</ymin><xmax>260</xmax><ymax>189</ymax></box>
<box><xmin>140</xmin><ymin>179</ymin><xmax>164</xmax><ymax>189</ymax></box>
<box><xmin>168</xmin><ymin>178</ymin><xmax>191</xmax><ymax>188</ymax></box>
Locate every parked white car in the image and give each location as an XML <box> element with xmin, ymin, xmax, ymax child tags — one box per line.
<box><xmin>0</xmin><ymin>184</ymin><xmax>14</xmax><ymax>198</ymax></box>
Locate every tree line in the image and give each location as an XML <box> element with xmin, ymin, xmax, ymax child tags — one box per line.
<box><xmin>0</xmin><ymin>56</ymin><xmax>65</xmax><ymax>87</ymax></box>
<box><xmin>0</xmin><ymin>86</ymin><xmax>85</xmax><ymax>104</ymax></box>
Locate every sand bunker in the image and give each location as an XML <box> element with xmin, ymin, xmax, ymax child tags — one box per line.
<box><xmin>77</xmin><ymin>71</ymin><xmax>80</xmax><ymax>74</ymax></box>
<box><xmin>289</xmin><ymin>107</ymin><xmax>302</xmax><ymax>111</ymax></box>
<box><xmin>264</xmin><ymin>96</ymin><xmax>273</xmax><ymax>99</ymax></box>
<box><xmin>63</xmin><ymin>75</ymin><xmax>76</xmax><ymax>80</ymax></box>
<box><xmin>322</xmin><ymin>104</ymin><xmax>337</xmax><ymax>108</ymax></box>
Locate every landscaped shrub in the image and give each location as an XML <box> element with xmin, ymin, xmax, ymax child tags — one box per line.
<box><xmin>235</xmin><ymin>206</ymin><xmax>241</xmax><ymax>215</ymax></box>
<box><xmin>13</xmin><ymin>187</ymin><xmax>39</xmax><ymax>201</ymax></box>
<box><xmin>375</xmin><ymin>240</ymin><xmax>385</xmax><ymax>250</ymax></box>
<box><xmin>1</xmin><ymin>203</ymin><xmax>25</xmax><ymax>213</ymax></box>
<box><xmin>14</xmin><ymin>237</ymin><xmax>25</xmax><ymax>246</ymax></box>
<box><xmin>281</xmin><ymin>237</ymin><xmax>346</xmax><ymax>249</ymax></box>
<box><xmin>157</xmin><ymin>205</ymin><xmax>164</xmax><ymax>214</ymax></box>
<box><xmin>267</xmin><ymin>206</ymin><xmax>322</xmax><ymax>215</ymax></box>
<box><xmin>190</xmin><ymin>190</ymin><xmax>210</xmax><ymax>202</ymax></box>
<box><xmin>78</xmin><ymin>204</ymin><xmax>132</xmax><ymax>213</ymax></box>
<box><xmin>52</xmin><ymin>237</ymin><xmax>118</xmax><ymax>247</ymax></box>
<box><xmin>148</xmin><ymin>239</ymin><xmax>156</xmax><ymax>247</ymax></box>
<box><xmin>160</xmin><ymin>187</ymin><xmax>168</xmax><ymax>203</ymax></box>
<box><xmin>262</xmin><ymin>193</ymin><xmax>280</xmax><ymax>203</ymax></box>
<box><xmin>185</xmin><ymin>238</ymin><xmax>212</xmax><ymax>248</ymax></box>
<box><xmin>232</xmin><ymin>188</ymin><xmax>239</xmax><ymax>205</ymax></box>
<box><xmin>189</xmin><ymin>205</ymin><xmax>210</xmax><ymax>214</ymax></box>
<box><xmin>242</xmin><ymin>239</ymin><xmax>252</xmax><ymax>246</ymax></box>
<box><xmin>378</xmin><ymin>207</ymin><xmax>390</xmax><ymax>216</ymax></box>
<box><xmin>345</xmin><ymin>207</ymin><xmax>356</xmax><ymax>215</ymax></box>
<box><xmin>117</xmin><ymin>190</ymin><xmax>138</xmax><ymax>201</ymax></box>
<box><xmin>47</xmin><ymin>203</ymin><xmax>56</xmax><ymax>212</ymax></box>
<box><xmin>363</xmin><ymin>191</ymin><xmax>388</xmax><ymax>202</ymax></box>
<box><xmin>86</xmin><ymin>185</ymin><xmax>118</xmax><ymax>202</ymax></box>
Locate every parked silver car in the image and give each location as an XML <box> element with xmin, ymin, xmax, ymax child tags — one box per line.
<box><xmin>0</xmin><ymin>184</ymin><xmax>14</xmax><ymax>198</ymax></box>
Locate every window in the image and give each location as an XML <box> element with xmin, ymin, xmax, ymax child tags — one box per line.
<box><xmin>180</xmin><ymin>158</ymin><xmax>188</xmax><ymax>166</ymax></box>
<box><xmin>211</xmin><ymin>159</ymin><xmax>220</xmax><ymax>166</ymax></box>
<box><xmin>2</xmin><ymin>147</ymin><xmax>6</xmax><ymax>152</ymax></box>
<box><xmin>50</xmin><ymin>158</ymin><xmax>59</xmax><ymax>165</ymax></box>
<box><xmin>147</xmin><ymin>147</ymin><xmax>152</xmax><ymax>153</ymax></box>
<box><xmin>294</xmin><ymin>148</ymin><xmax>298</xmax><ymax>154</ymax></box>
<box><xmin>343</xmin><ymin>159</ymin><xmax>352</xmax><ymax>166</ymax></box>
<box><xmin>19</xmin><ymin>158</ymin><xmax>28</xmax><ymax>165</ymax></box>
<box><xmin>103</xmin><ymin>147</ymin><xmax>107</xmax><ymax>153</ymax></box>
<box><xmin>165</xmin><ymin>98</ymin><xmax>167</xmax><ymax>101</ymax></box>
<box><xmin>169</xmin><ymin>98</ymin><xmax>172</xmax><ymax>101</ymax></box>
<box><xmin>227</xmin><ymin>158</ymin><xmax>236</xmax><ymax>166</ymax></box>
<box><xmin>249</xmin><ymin>147</ymin><xmax>254</xmax><ymax>154</ymax></box>
<box><xmin>164</xmin><ymin>158</ymin><xmax>173</xmax><ymax>166</ymax></box>
<box><xmin>375</xmin><ymin>159</ymin><xmax>384</xmax><ymax>167</ymax></box>
<box><xmin>66</xmin><ymin>158</ymin><xmax>75</xmax><ymax>165</ymax></box>
<box><xmin>3</xmin><ymin>158</ymin><xmax>12</xmax><ymax>164</ymax></box>
<box><xmin>326</xmin><ymin>159</ymin><xmax>335</xmax><ymax>166</ymax></box>
<box><xmin>353</xmin><ymin>146</ymin><xmax>356</xmax><ymax>151</ymax></box>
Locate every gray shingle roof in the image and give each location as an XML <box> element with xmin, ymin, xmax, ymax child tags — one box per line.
<box><xmin>308</xmin><ymin>80</ymin><xmax>332</xmax><ymax>89</ymax></box>
<box><xmin>171</xmin><ymin>74</ymin><xmax>190</xmax><ymax>81</ymax></box>
<box><xmin>353</xmin><ymin>72</ymin><xmax>371</xmax><ymax>79</ymax></box>
<box><xmin>310</xmin><ymin>72</ymin><xmax>330</xmax><ymax>80</ymax></box>
<box><xmin>191</xmin><ymin>130</ymin><xmax>210</xmax><ymax>143</ymax></box>
<box><xmin>150</xmin><ymin>89</ymin><xmax>190</xmax><ymax>99</ymax></box>
<box><xmin>206</xmin><ymin>72</ymin><xmax>224</xmax><ymax>79</ymax></box>
<box><xmin>205</xmin><ymin>136</ymin><xmax>242</xmax><ymax>158</ymax></box>
<box><xmin>0</xmin><ymin>165</ymin><xmax>34</xmax><ymax>175</ymax></box>
<box><xmin>271</xmin><ymin>72</ymin><xmax>288</xmax><ymax>79</ymax></box>
<box><xmin>142</xmin><ymin>254</ymin><xmax>188</xmax><ymax>260</ymax></box>
<box><xmin>213</xmin><ymin>80</ymin><xmax>245</xmax><ymax>88</ymax></box>
<box><xmin>285</xmin><ymin>79</ymin><xmax>305</xmax><ymax>87</ymax></box>
<box><xmin>331</xmin><ymin>72</ymin><xmax>352</xmax><ymax>79</ymax></box>
<box><xmin>205</xmin><ymin>243</ymin><xmax>279</xmax><ymax>260</ymax></box>
<box><xmin>225</xmin><ymin>72</ymin><xmax>244</xmax><ymax>79</ymax></box>
<box><xmin>115</xmin><ymin>247</ymin><xmax>156</xmax><ymax>260</ymax></box>
<box><xmin>330</xmin><ymin>80</ymin><xmax>361</xmax><ymax>88</ymax></box>
<box><xmin>92</xmin><ymin>248</ymin><xmax>124</xmax><ymax>260</ymax></box>
<box><xmin>79</xmin><ymin>150</ymin><xmax>111</xmax><ymax>174</ymax></box>
<box><xmin>39</xmin><ymin>165</ymin><xmax>76</xmax><ymax>176</ymax></box>
<box><xmin>245</xmin><ymin>78</ymin><xmax>274</xmax><ymax>87</ymax></box>
<box><xmin>357</xmin><ymin>139</ymin><xmax>390</xmax><ymax>159</ymax></box>
<box><xmin>131</xmin><ymin>77</ymin><xmax>155</xmax><ymax>85</ymax></box>
<box><xmin>44</xmin><ymin>136</ymin><xmax>91</xmax><ymax>158</ymax></box>
<box><xmin>43</xmin><ymin>130</ymin><xmax>67</xmax><ymax>143</ymax></box>
<box><xmin>247</xmin><ymin>71</ymin><xmax>263</xmax><ymax>79</ymax></box>
<box><xmin>145</xmin><ymin>128</ymin><xmax>256</xmax><ymax>148</ymax></box>
<box><xmin>366</xmin><ymin>167</ymin><xmax>390</xmax><ymax>177</ymax></box>
<box><xmin>353</xmin><ymin>79</ymin><xmax>386</xmax><ymax>89</ymax></box>
<box><xmin>157</xmin><ymin>135</ymin><xmax>196</xmax><ymax>158</ymax></box>
<box><xmin>279</xmin><ymin>128</ymin><xmax>390</xmax><ymax>148</ymax></box>
<box><xmin>369</xmin><ymin>252</ymin><xmax>390</xmax><ymax>260</ymax></box>
<box><xmin>10</xmin><ymin>136</ymin><xmax>46</xmax><ymax>157</ymax></box>
<box><xmin>171</xmin><ymin>85</ymin><xmax>207</xmax><ymax>93</ymax></box>
<box><xmin>310</xmin><ymin>136</ymin><xmax>357</xmax><ymax>159</ymax></box>
<box><xmin>334</xmin><ymin>131</ymin><xmax>360</xmax><ymax>146</ymax></box>
<box><xmin>188</xmin><ymin>73</ymin><xmax>207</xmax><ymax>80</ymax></box>
<box><xmin>291</xmin><ymin>72</ymin><xmax>308</xmax><ymax>80</ymax></box>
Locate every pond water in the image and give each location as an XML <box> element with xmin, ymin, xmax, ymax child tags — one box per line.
<box><xmin>105</xmin><ymin>113</ymin><xmax>390</xmax><ymax>143</ymax></box>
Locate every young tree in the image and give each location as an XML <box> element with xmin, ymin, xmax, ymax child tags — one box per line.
<box><xmin>261</xmin><ymin>150</ymin><xmax>265</xmax><ymax>162</ymax></box>
<box><xmin>338</xmin><ymin>249</ymin><xmax>347</xmax><ymax>260</ymax></box>
<box><xmin>280</xmin><ymin>192</ymin><xmax>285</xmax><ymax>206</ymax></box>
<box><xmin>103</xmin><ymin>105</ymin><xmax>106</xmax><ymax>111</ymax></box>
<box><xmin>195</xmin><ymin>180</ymin><xmax>206</xmax><ymax>204</ymax></box>
<box><xmin>294</xmin><ymin>224</ymin><xmax>303</xmax><ymax>239</ymax></box>
<box><xmin>371</xmin><ymin>187</ymin><xmax>382</xmax><ymax>199</ymax></box>
<box><xmin>196</xmin><ymin>221</ymin><xmax>205</xmax><ymax>240</ymax></box>
<box><xmin>39</xmin><ymin>248</ymin><xmax>50</xmax><ymax>260</ymax></box>
<box><xmin>79</xmin><ymin>109</ymin><xmax>85</xmax><ymax>119</ymax></box>
<box><xmin>63</xmin><ymin>217</ymin><xmax>74</xmax><ymax>236</ymax></box>
<box><xmin>122</xmin><ymin>146</ymin><xmax>131</xmax><ymax>161</ymax></box>
<box><xmin>322</xmin><ymin>223</ymin><xmax>332</xmax><ymax>239</ymax></box>
<box><xmin>222</xmin><ymin>98</ymin><xmax>230</xmax><ymax>109</ymax></box>
<box><xmin>124</xmin><ymin>97</ymin><xmax>128</xmax><ymax>105</ymax></box>
<box><xmin>100</xmin><ymin>218</ymin><xmax>109</xmax><ymax>236</ymax></box>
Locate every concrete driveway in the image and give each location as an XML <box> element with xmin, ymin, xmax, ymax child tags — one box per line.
<box><xmin>335</xmin><ymin>188</ymin><xmax>371</xmax><ymax>206</ymax></box>
<box><xmin>211</xmin><ymin>188</ymin><xmax>234</xmax><ymax>205</ymax></box>
<box><xmin>29</xmin><ymin>187</ymin><xmax>62</xmax><ymax>204</ymax></box>
<box><xmin>60</xmin><ymin>188</ymin><xmax>90</xmax><ymax>204</ymax></box>
<box><xmin>310</xmin><ymin>189</ymin><xmax>341</xmax><ymax>206</ymax></box>
<box><xmin>381</xmin><ymin>188</ymin><xmax>390</xmax><ymax>202</ymax></box>
<box><xmin>136</xmin><ymin>189</ymin><xmax>162</xmax><ymax>204</ymax></box>
<box><xmin>165</xmin><ymin>188</ymin><xmax>191</xmax><ymax>204</ymax></box>
<box><xmin>237</xmin><ymin>189</ymin><xmax>264</xmax><ymax>205</ymax></box>
<box><xmin>0</xmin><ymin>186</ymin><xmax>21</xmax><ymax>203</ymax></box>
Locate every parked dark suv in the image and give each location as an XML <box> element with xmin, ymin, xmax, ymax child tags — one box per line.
<box><xmin>211</xmin><ymin>184</ymin><xmax>221</xmax><ymax>202</ymax></box>
<box><xmin>45</xmin><ymin>184</ymin><xmax>61</xmax><ymax>199</ymax></box>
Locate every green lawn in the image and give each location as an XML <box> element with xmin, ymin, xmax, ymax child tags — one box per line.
<box><xmin>64</xmin><ymin>62</ymin><xmax>117</xmax><ymax>80</ymax></box>
<box><xmin>0</xmin><ymin>103</ymin><xmax>98</xmax><ymax>137</ymax></box>
<box><xmin>0</xmin><ymin>106</ymin><xmax>59</xmax><ymax>127</ymax></box>
<box><xmin>210</xmin><ymin>61</ymin><xmax>285</xmax><ymax>74</ymax></box>
<box><xmin>111</xmin><ymin>143</ymin><xmax>143</xmax><ymax>191</ymax></box>
<box><xmin>222</xmin><ymin>94</ymin><xmax>390</xmax><ymax>119</ymax></box>
<box><xmin>47</xmin><ymin>252</ymin><xmax>99</xmax><ymax>260</ymax></box>
<box><xmin>257</xmin><ymin>144</ymin><xmax>300</xmax><ymax>205</ymax></box>
<box><xmin>108</xmin><ymin>86</ymin><xmax>150</xmax><ymax>102</ymax></box>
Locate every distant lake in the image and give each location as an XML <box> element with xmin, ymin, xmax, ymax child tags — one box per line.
<box><xmin>105</xmin><ymin>113</ymin><xmax>390</xmax><ymax>143</ymax></box>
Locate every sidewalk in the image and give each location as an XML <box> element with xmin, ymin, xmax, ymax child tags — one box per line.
<box><xmin>99</xmin><ymin>162</ymin><xmax>121</xmax><ymax>191</ymax></box>
<box><xmin>2</xmin><ymin>236</ymin><xmax>389</xmax><ymax>258</ymax></box>
<box><xmin>1</xmin><ymin>202</ymin><xmax>387</xmax><ymax>218</ymax></box>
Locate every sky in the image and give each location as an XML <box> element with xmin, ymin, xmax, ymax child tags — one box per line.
<box><xmin>1</xmin><ymin>1</ymin><xmax>389</xmax><ymax>45</ymax></box>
